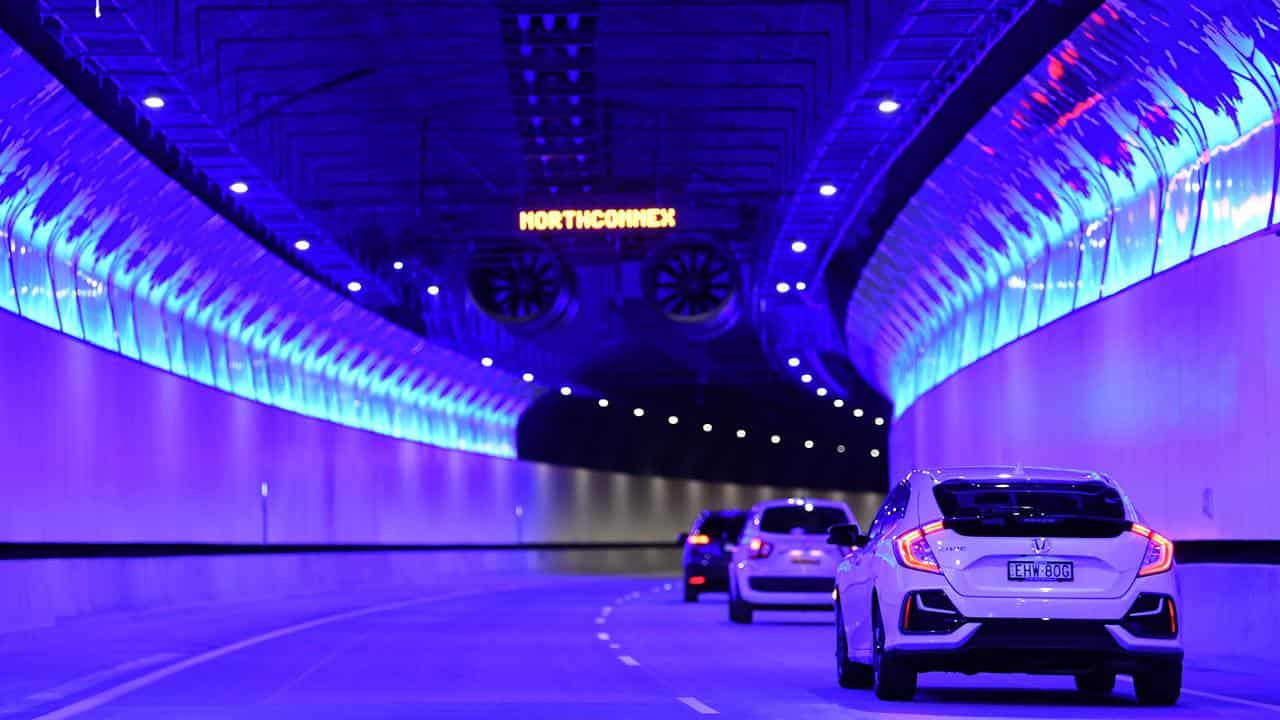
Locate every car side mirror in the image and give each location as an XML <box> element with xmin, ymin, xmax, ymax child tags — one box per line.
<box><xmin>854</xmin><ymin>533</ymin><xmax>872</xmax><ymax>548</ymax></box>
<box><xmin>826</xmin><ymin>523</ymin><xmax>859</xmax><ymax>548</ymax></box>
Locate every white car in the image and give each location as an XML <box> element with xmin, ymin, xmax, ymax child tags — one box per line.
<box><xmin>830</xmin><ymin>466</ymin><xmax>1182</xmax><ymax>705</ymax></box>
<box><xmin>727</xmin><ymin>497</ymin><xmax>855</xmax><ymax>624</ymax></box>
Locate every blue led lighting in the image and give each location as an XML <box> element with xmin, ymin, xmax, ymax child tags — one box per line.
<box><xmin>0</xmin><ymin>33</ymin><xmax>535</xmax><ymax>457</ymax></box>
<box><xmin>848</xmin><ymin>1</ymin><xmax>1280</xmax><ymax>417</ymax></box>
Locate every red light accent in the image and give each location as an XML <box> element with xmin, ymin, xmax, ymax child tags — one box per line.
<box><xmin>1168</xmin><ymin>598</ymin><xmax>1178</xmax><ymax>636</ymax></box>
<box><xmin>748</xmin><ymin>538</ymin><xmax>774</xmax><ymax>559</ymax></box>
<box><xmin>1032</xmin><ymin>91</ymin><xmax>1050</xmax><ymax>106</ymax></box>
<box><xmin>1048</xmin><ymin>56</ymin><xmax>1065</xmax><ymax>81</ymax></box>
<box><xmin>894</xmin><ymin>521</ymin><xmax>944</xmax><ymax>574</ymax></box>
<box><xmin>688</xmin><ymin>534</ymin><xmax>711</xmax><ymax>545</ymax></box>
<box><xmin>1131</xmin><ymin>524</ymin><xmax>1174</xmax><ymax>576</ymax></box>
<box><xmin>688</xmin><ymin>576</ymin><xmax>707</xmax><ymax>586</ymax></box>
<box><xmin>1055</xmin><ymin>92</ymin><xmax>1104</xmax><ymax>129</ymax></box>
<box><xmin>901</xmin><ymin>594</ymin><xmax>913</xmax><ymax>631</ymax></box>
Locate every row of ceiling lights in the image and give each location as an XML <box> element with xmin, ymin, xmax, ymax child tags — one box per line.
<box><xmin>785</xmin><ymin>354</ymin><xmax>887</xmax><ymax>426</ymax></box>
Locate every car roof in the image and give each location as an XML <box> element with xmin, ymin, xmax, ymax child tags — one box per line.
<box><xmin>699</xmin><ymin>509</ymin><xmax>746</xmax><ymax>518</ymax></box>
<box><xmin>913</xmin><ymin>465</ymin><xmax>1112</xmax><ymax>485</ymax></box>
<box><xmin>749</xmin><ymin>497</ymin><xmax>849</xmax><ymax>512</ymax></box>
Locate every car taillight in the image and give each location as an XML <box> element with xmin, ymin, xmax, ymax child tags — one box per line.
<box><xmin>894</xmin><ymin>520</ymin><xmax>944</xmax><ymax>574</ymax></box>
<box><xmin>687</xmin><ymin>533</ymin><xmax>712</xmax><ymax>545</ymax></box>
<box><xmin>688</xmin><ymin>575</ymin><xmax>707</xmax><ymax>586</ymax></box>
<box><xmin>748</xmin><ymin>537</ymin><xmax>774</xmax><ymax>559</ymax></box>
<box><xmin>1131</xmin><ymin>523</ymin><xmax>1174</xmax><ymax>576</ymax></box>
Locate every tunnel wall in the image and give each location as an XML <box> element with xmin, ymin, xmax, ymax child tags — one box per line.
<box><xmin>0</xmin><ymin>308</ymin><xmax>880</xmax><ymax>544</ymax></box>
<box><xmin>889</xmin><ymin>228</ymin><xmax>1279</xmax><ymax>541</ymax></box>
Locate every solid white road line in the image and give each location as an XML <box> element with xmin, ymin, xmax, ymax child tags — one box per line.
<box><xmin>25</xmin><ymin>654</ymin><xmax>182</xmax><ymax>703</ymax></box>
<box><xmin>677</xmin><ymin>696</ymin><xmax>720</xmax><ymax>715</ymax></box>
<box><xmin>618</xmin><ymin>655</ymin><xmax>641</xmax><ymax>667</ymax></box>
<box><xmin>1116</xmin><ymin>677</ymin><xmax>1280</xmax><ymax>714</ymax></box>
<box><xmin>32</xmin><ymin>588</ymin><xmax>513</xmax><ymax>720</ymax></box>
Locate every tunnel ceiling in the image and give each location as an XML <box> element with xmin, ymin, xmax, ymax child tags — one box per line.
<box><xmin>4</xmin><ymin>0</ymin><xmax>1093</xmax><ymax>483</ymax></box>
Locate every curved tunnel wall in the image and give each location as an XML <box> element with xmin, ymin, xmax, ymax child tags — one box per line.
<box><xmin>0</xmin><ymin>33</ymin><xmax>531</xmax><ymax>459</ymax></box>
<box><xmin>0</xmin><ymin>305</ymin><xmax>881</xmax><ymax>543</ymax></box>
<box><xmin>889</xmin><ymin>227</ymin><xmax>1279</xmax><ymax>540</ymax></box>
<box><xmin>850</xmin><ymin>0</ymin><xmax>1280</xmax><ymax>416</ymax></box>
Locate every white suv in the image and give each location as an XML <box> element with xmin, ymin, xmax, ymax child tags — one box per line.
<box><xmin>830</xmin><ymin>467</ymin><xmax>1182</xmax><ymax>705</ymax></box>
<box><xmin>727</xmin><ymin>497</ymin><xmax>855</xmax><ymax>624</ymax></box>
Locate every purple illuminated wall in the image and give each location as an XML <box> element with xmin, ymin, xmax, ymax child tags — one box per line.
<box><xmin>0</xmin><ymin>308</ymin><xmax>879</xmax><ymax>543</ymax></box>
<box><xmin>890</xmin><ymin>228</ymin><xmax>1279</xmax><ymax>540</ymax></box>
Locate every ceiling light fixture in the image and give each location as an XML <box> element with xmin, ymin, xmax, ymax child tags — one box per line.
<box><xmin>598</xmin><ymin>398</ymin><xmax>609</xmax><ymax>408</ymax></box>
<box><xmin>816</xmin><ymin>387</ymin><xmax>828</xmax><ymax>397</ymax></box>
<box><xmin>878</xmin><ymin>98</ymin><xmax>901</xmax><ymax>114</ymax></box>
<box><xmin>770</xmin><ymin>434</ymin><xmax>782</xmax><ymax>445</ymax></box>
<box><xmin>346</xmin><ymin>281</ymin><xmax>362</xmax><ymax>292</ymax></box>
<box><xmin>634</xmin><ymin>408</ymin><xmax>645</xmax><ymax>417</ymax></box>
<box><xmin>426</xmin><ymin>285</ymin><xmax>441</xmax><ymax>296</ymax></box>
<box><xmin>229</xmin><ymin>181</ymin><xmax>249</xmax><ymax>194</ymax></box>
<box><xmin>559</xmin><ymin>386</ymin><xmax>572</xmax><ymax>396</ymax></box>
<box><xmin>804</xmin><ymin>440</ymin><xmax>814</xmax><ymax>449</ymax></box>
<box><xmin>522</xmin><ymin>372</ymin><xmax>535</xmax><ymax>382</ymax></box>
<box><xmin>870</xmin><ymin>448</ymin><xmax>881</xmax><ymax>458</ymax></box>
<box><xmin>480</xmin><ymin>356</ymin><xmax>494</xmax><ymax>367</ymax></box>
<box><xmin>775</xmin><ymin>281</ymin><xmax>791</xmax><ymax>294</ymax></box>
<box><xmin>836</xmin><ymin>444</ymin><xmax>846</xmax><ymax>454</ymax></box>
<box><xmin>787</xmin><ymin>357</ymin><xmax>800</xmax><ymax>367</ymax></box>
<box><xmin>819</xmin><ymin>183</ymin><xmax>837</xmax><ymax>197</ymax></box>
<box><xmin>142</xmin><ymin>94</ymin><xmax>165</xmax><ymax>109</ymax></box>
<box><xmin>833</xmin><ymin>399</ymin><xmax>845</xmax><ymax>408</ymax></box>
<box><xmin>702</xmin><ymin>423</ymin><xmax>713</xmax><ymax>432</ymax></box>
<box><xmin>875</xmin><ymin>416</ymin><xmax>886</xmax><ymax>426</ymax></box>
<box><xmin>293</xmin><ymin>239</ymin><xmax>311</xmax><ymax>251</ymax></box>
<box><xmin>795</xmin><ymin>281</ymin><xmax>807</xmax><ymax>291</ymax></box>
<box><xmin>668</xmin><ymin>415</ymin><xmax>679</xmax><ymax>425</ymax></box>
<box><xmin>392</xmin><ymin>260</ymin><xmax>404</xmax><ymax>270</ymax></box>
<box><xmin>853</xmin><ymin>408</ymin><xmax>865</xmax><ymax>418</ymax></box>
<box><xmin>800</xmin><ymin>373</ymin><xmax>813</xmax><ymax>383</ymax></box>
<box><xmin>790</xmin><ymin>240</ymin><xmax>807</xmax><ymax>253</ymax></box>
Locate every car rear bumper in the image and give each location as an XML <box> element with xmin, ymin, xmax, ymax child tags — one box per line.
<box><xmin>892</xmin><ymin>618</ymin><xmax>1182</xmax><ymax>674</ymax></box>
<box><xmin>737</xmin><ymin>576</ymin><xmax>835</xmax><ymax>608</ymax></box>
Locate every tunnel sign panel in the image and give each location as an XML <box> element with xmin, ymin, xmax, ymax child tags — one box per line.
<box><xmin>518</xmin><ymin>207</ymin><xmax>677</xmax><ymax>231</ymax></box>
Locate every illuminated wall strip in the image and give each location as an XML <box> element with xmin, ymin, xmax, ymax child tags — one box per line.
<box><xmin>0</xmin><ymin>33</ymin><xmax>535</xmax><ymax>456</ymax></box>
<box><xmin>847</xmin><ymin>1</ymin><xmax>1280</xmax><ymax>416</ymax></box>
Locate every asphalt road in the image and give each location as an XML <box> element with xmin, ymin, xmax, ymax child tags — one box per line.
<box><xmin>2</xmin><ymin>575</ymin><xmax>1278</xmax><ymax>719</ymax></box>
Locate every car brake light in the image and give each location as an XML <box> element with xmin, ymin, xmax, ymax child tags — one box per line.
<box><xmin>1130</xmin><ymin>523</ymin><xmax>1174</xmax><ymax>576</ymax></box>
<box><xmin>688</xmin><ymin>576</ymin><xmax>706</xmax><ymax>586</ymax></box>
<box><xmin>687</xmin><ymin>533</ymin><xmax>712</xmax><ymax>545</ymax></box>
<box><xmin>748</xmin><ymin>537</ymin><xmax>774</xmax><ymax>559</ymax></box>
<box><xmin>894</xmin><ymin>521</ymin><xmax>944</xmax><ymax>574</ymax></box>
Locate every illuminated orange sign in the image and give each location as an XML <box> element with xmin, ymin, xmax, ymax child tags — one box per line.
<box><xmin>518</xmin><ymin>207</ymin><xmax>677</xmax><ymax>231</ymax></box>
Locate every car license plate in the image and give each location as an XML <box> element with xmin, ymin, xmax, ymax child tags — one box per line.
<box><xmin>1007</xmin><ymin>560</ymin><xmax>1073</xmax><ymax>582</ymax></box>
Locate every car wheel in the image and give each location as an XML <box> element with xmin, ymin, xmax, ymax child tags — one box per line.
<box><xmin>872</xmin><ymin>598</ymin><xmax>916</xmax><ymax>701</ymax></box>
<box><xmin>683</xmin><ymin>583</ymin><xmax>698</xmax><ymax>603</ymax></box>
<box><xmin>728</xmin><ymin>581</ymin><xmax>753</xmax><ymax>624</ymax></box>
<box><xmin>1133</xmin><ymin>659</ymin><xmax>1181</xmax><ymax>706</ymax></box>
<box><xmin>1074</xmin><ymin>670</ymin><xmax>1116</xmax><ymax>695</ymax></box>
<box><xmin>835</xmin><ymin>600</ymin><xmax>873</xmax><ymax>689</ymax></box>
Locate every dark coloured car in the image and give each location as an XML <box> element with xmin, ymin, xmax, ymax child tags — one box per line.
<box><xmin>679</xmin><ymin>509</ymin><xmax>748</xmax><ymax>602</ymax></box>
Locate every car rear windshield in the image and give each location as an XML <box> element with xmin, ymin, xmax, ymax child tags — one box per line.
<box><xmin>759</xmin><ymin>506</ymin><xmax>848</xmax><ymax>535</ymax></box>
<box><xmin>933</xmin><ymin>480</ymin><xmax>1130</xmax><ymax>537</ymax></box>
<box><xmin>697</xmin><ymin>514</ymin><xmax>747</xmax><ymax>540</ymax></box>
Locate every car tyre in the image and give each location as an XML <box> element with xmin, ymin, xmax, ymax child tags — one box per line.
<box><xmin>1133</xmin><ymin>659</ymin><xmax>1181</xmax><ymax>706</ymax></box>
<box><xmin>683</xmin><ymin>584</ymin><xmax>698</xmax><ymax>603</ymax></box>
<box><xmin>1074</xmin><ymin>670</ymin><xmax>1116</xmax><ymax>695</ymax></box>
<box><xmin>728</xmin><ymin>582</ymin><xmax>753</xmax><ymax>624</ymax></box>
<box><xmin>872</xmin><ymin>598</ymin><xmax>916</xmax><ymax>701</ymax></box>
<box><xmin>835</xmin><ymin>600</ymin><xmax>874</xmax><ymax>689</ymax></box>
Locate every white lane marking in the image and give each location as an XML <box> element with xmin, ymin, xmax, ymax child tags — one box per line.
<box><xmin>618</xmin><ymin>655</ymin><xmax>641</xmax><ymax>667</ymax></box>
<box><xmin>663</xmin><ymin>583</ymin><xmax>672</xmax><ymax>591</ymax></box>
<box><xmin>601</xmin><ymin>606</ymin><xmax>613</xmax><ymax>616</ymax></box>
<box><xmin>1117</xmin><ymin>677</ymin><xmax>1280</xmax><ymax>713</ymax></box>
<box><xmin>32</xmin><ymin>588</ymin><xmax>506</xmax><ymax>720</ymax></box>
<box><xmin>608</xmin><ymin>643</ymin><xmax>621</xmax><ymax>649</ymax></box>
<box><xmin>24</xmin><ymin>654</ymin><xmax>182</xmax><ymax>702</ymax></box>
<box><xmin>677</xmin><ymin>696</ymin><xmax>720</xmax><ymax>715</ymax></box>
<box><xmin>596</xmin><ymin>632</ymin><xmax>610</xmax><ymax>641</ymax></box>
<box><xmin>594</xmin><ymin>617</ymin><xmax>607</xmax><ymax>625</ymax></box>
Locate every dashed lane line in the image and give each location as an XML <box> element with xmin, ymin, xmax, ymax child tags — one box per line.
<box><xmin>618</xmin><ymin>655</ymin><xmax>641</xmax><ymax>667</ymax></box>
<box><xmin>677</xmin><ymin>696</ymin><xmax>720</xmax><ymax>715</ymax></box>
